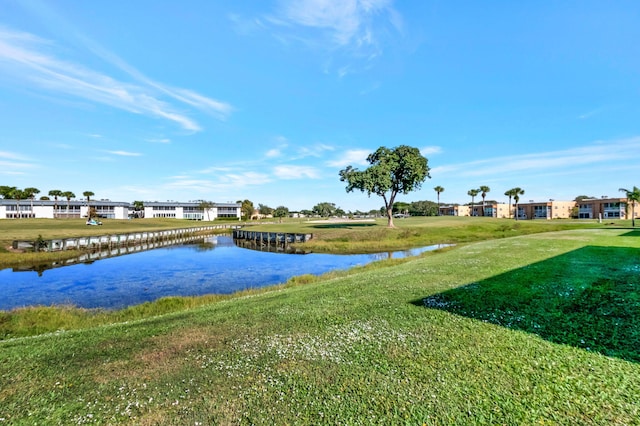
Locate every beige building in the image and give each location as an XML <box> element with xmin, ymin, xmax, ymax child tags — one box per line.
<box><xmin>576</xmin><ymin>197</ymin><xmax>639</xmax><ymax>220</ymax></box>
<box><xmin>440</xmin><ymin>202</ymin><xmax>512</xmax><ymax>218</ymax></box>
<box><xmin>515</xmin><ymin>200</ymin><xmax>575</xmax><ymax>220</ymax></box>
<box><xmin>439</xmin><ymin>204</ymin><xmax>469</xmax><ymax>216</ymax></box>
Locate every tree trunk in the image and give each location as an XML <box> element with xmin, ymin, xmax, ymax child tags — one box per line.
<box><xmin>386</xmin><ymin>207</ymin><xmax>395</xmax><ymax>228</ymax></box>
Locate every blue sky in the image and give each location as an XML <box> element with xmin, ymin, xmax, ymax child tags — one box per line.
<box><xmin>1</xmin><ymin>1</ymin><xmax>639</xmax><ymax>212</ymax></box>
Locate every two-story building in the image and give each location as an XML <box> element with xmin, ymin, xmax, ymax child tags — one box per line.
<box><xmin>576</xmin><ymin>197</ymin><xmax>627</xmax><ymax>220</ymax></box>
<box><xmin>0</xmin><ymin>199</ymin><xmax>241</xmax><ymax>221</ymax></box>
<box><xmin>141</xmin><ymin>201</ymin><xmax>241</xmax><ymax>221</ymax></box>
<box><xmin>439</xmin><ymin>203</ymin><xmax>512</xmax><ymax>218</ymax></box>
<box><xmin>515</xmin><ymin>200</ymin><xmax>575</xmax><ymax>220</ymax></box>
<box><xmin>0</xmin><ymin>199</ymin><xmax>130</xmax><ymax>219</ymax></box>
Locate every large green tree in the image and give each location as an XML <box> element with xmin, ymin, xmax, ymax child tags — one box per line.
<box><xmin>339</xmin><ymin>145</ymin><xmax>430</xmax><ymax>227</ymax></box>
<box><xmin>273</xmin><ymin>205</ymin><xmax>289</xmax><ymax>223</ymax></box>
<box><xmin>409</xmin><ymin>200</ymin><xmax>438</xmax><ymax>216</ymax></box>
<box><xmin>258</xmin><ymin>204</ymin><xmax>274</xmax><ymax>217</ymax></box>
<box><xmin>619</xmin><ymin>186</ymin><xmax>640</xmax><ymax>227</ymax></box>
<box><xmin>312</xmin><ymin>202</ymin><xmax>336</xmax><ymax>217</ymax></box>
<box><xmin>0</xmin><ymin>186</ymin><xmax>16</xmax><ymax>199</ymax></box>
<box><xmin>237</xmin><ymin>199</ymin><xmax>255</xmax><ymax>221</ymax></box>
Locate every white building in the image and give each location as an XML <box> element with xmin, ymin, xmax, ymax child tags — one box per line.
<box><xmin>0</xmin><ymin>199</ymin><xmax>241</xmax><ymax>221</ymax></box>
<box><xmin>141</xmin><ymin>201</ymin><xmax>241</xmax><ymax>221</ymax></box>
<box><xmin>0</xmin><ymin>199</ymin><xmax>129</xmax><ymax>219</ymax></box>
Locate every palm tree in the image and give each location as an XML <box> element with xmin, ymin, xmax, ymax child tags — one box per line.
<box><xmin>8</xmin><ymin>188</ymin><xmax>26</xmax><ymax>219</ymax></box>
<box><xmin>61</xmin><ymin>191</ymin><xmax>75</xmax><ymax>217</ymax></box>
<box><xmin>504</xmin><ymin>188</ymin><xmax>515</xmax><ymax>219</ymax></box>
<box><xmin>24</xmin><ymin>187</ymin><xmax>40</xmax><ymax>217</ymax></box>
<box><xmin>83</xmin><ymin>191</ymin><xmax>94</xmax><ymax>205</ymax></box>
<box><xmin>198</xmin><ymin>200</ymin><xmax>213</xmax><ymax>221</ymax></box>
<box><xmin>479</xmin><ymin>185</ymin><xmax>490</xmax><ymax>217</ymax></box>
<box><xmin>467</xmin><ymin>189</ymin><xmax>480</xmax><ymax>216</ymax></box>
<box><xmin>83</xmin><ymin>191</ymin><xmax>95</xmax><ymax>218</ymax></box>
<box><xmin>619</xmin><ymin>186</ymin><xmax>640</xmax><ymax>227</ymax></box>
<box><xmin>434</xmin><ymin>186</ymin><xmax>444</xmax><ymax>216</ymax></box>
<box><xmin>512</xmin><ymin>187</ymin><xmax>525</xmax><ymax>220</ymax></box>
<box><xmin>49</xmin><ymin>189</ymin><xmax>62</xmax><ymax>215</ymax></box>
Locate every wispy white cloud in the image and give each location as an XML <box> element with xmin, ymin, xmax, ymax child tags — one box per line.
<box><xmin>105</xmin><ymin>150</ymin><xmax>142</xmax><ymax>157</ymax></box>
<box><xmin>265</xmin><ymin>148</ymin><xmax>283</xmax><ymax>158</ymax></box>
<box><xmin>326</xmin><ymin>148</ymin><xmax>370</xmax><ymax>167</ymax></box>
<box><xmin>0</xmin><ymin>151</ymin><xmax>30</xmax><ymax>161</ymax></box>
<box><xmin>0</xmin><ymin>26</ymin><xmax>232</xmax><ymax>132</ymax></box>
<box><xmin>274</xmin><ymin>0</ymin><xmax>399</xmax><ymax>47</ymax></box>
<box><xmin>262</xmin><ymin>0</ymin><xmax>403</xmax><ymax>75</ymax></box>
<box><xmin>578</xmin><ymin>107</ymin><xmax>606</xmax><ymax>120</ymax></box>
<box><xmin>165</xmin><ymin>171</ymin><xmax>272</xmax><ymax>193</ymax></box>
<box><xmin>431</xmin><ymin>137</ymin><xmax>640</xmax><ymax>179</ymax></box>
<box><xmin>0</xmin><ymin>151</ymin><xmax>36</xmax><ymax>174</ymax></box>
<box><xmin>146</xmin><ymin>138</ymin><xmax>171</xmax><ymax>144</ymax></box>
<box><xmin>273</xmin><ymin>165</ymin><xmax>320</xmax><ymax>179</ymax></box>
<box><xmin>295</xmin><ymin>143</ymin><xmax>334</xmax><ymax>158</ymax></box>
<box><xmin>421</xmin><ymin>146</ymin><xmax>442</xmax><ymax>156</ymax></box>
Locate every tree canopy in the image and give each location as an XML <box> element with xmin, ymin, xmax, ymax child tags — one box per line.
<box><xmin>312</xmin><ymin>202</ymin><xmax>337</xmax><ymax>218</ymax></box>
<box><xmin>339</xmin><ymin>145</ymin><xmax>430</xmax><ymax>227</ymax></box>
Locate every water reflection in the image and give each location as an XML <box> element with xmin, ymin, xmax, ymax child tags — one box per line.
<box><xmin>9</xmin><ymin>234</ymin><xmax>216</xmax><ymax>276</ymax></box>
<box><xmin>0</xmin><ymin>235</ymin><xmax>451</xmax><ymax>311</ymax></box>
<box><xmin>232</xmin><ymin>238</ymin><xmax>311</xmax><ymax>254</ymax></box>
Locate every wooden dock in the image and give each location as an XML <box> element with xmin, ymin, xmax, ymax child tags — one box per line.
<box><xmin>232</xmin><ymin>230</ymin><xmax>312</xmax><ymax>245</ymax></box>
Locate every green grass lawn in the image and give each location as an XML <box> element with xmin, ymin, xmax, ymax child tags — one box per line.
<box><xmin>1</xmin><ymin>224</ymin><xmax>639</xmax><ymax>424</ymax></box>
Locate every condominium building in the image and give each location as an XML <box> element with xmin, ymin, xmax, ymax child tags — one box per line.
<box><xmin>142</xmin><ymin>202</ymin><xmax>241</xmax><ymax>221</ymax></box>
<box><xmin>516</xmin><ymin>200</ymin><xmax>576</xmax><ymax>220</ymax></box>
<box><xmin>576</xmin><ymin>197</ymin><xmax>630</xmax><ymax>220</ymax></box>
<box><xmin>0</xmin><ymin>199</ymin><xmax>241</xmax><ymax>221</ymax></box>
<box><xmin>0</xmin><ymin>199</ymin><xmax>130</xmax><ymax>219</ymax></box>
<box><xmin>439</xmin><ymin>203</ymin><xmax>512</xmax><ymax>218</ymax></box>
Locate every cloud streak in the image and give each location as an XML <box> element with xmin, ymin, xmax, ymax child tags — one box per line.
<box><xmin>326</xmin><ymin>148</ymin><xmax>371</xmax><ymax>167</ymax></box>
<box><xmin>273</xmin><ymin>165</ymin><xmax>320</xmax><ymax>179</ymax></box>
<box><xmin>263</xmin><ymin>0</ymin><xmax>403</xmax><ymax>75</ymax></box>
<box><xmin>431</xmin><ymin>138</ymin><xmax>640</xmax><ymax>179</ymax></box>
<box><xmin>0</xmin><ymin>26</ymin><xmax>232</xmax><ymax>132</ymax></box>
<box><xmin>105</xmin><ymin>150</ymin><xmax>142</xmax><ymax>157</ymax></box>
<box><xmin>275</xmin><ymin>0</ymin><xmax>400</xmax><ymax>48</ymax></box>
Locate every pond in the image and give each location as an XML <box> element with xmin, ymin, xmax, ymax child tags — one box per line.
<box><xmin>0</xmin><ymin>235</ymin><xmax>448</xmax><ymax>311</ymax></box>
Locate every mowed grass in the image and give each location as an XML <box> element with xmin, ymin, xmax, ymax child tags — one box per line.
<box><xmin>1</xmin><ymin>224</ymin><xmax>639</xmax><ymax>424</ymax></box>
<box><xmin>247</xmin><ymin>215</ymin><xmax>609</xmax><ymax>252</ymax></box>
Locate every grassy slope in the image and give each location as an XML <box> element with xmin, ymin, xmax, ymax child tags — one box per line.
<box><xmin>1</xmin><ymin>227</ymin><xmax>639</xmax><ymax>424</ymax></box>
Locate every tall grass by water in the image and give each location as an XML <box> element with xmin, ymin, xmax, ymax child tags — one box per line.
<box><xmin>1</xmin><ymin>222</ymin><xmax>639</xmax><ymax>424</ymax></box>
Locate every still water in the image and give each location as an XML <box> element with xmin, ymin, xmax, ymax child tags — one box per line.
<box><xmin>0</xmin><ymin>235</ymin><xmax>447</xmax><ymax>311</ymax></box>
